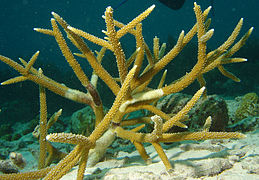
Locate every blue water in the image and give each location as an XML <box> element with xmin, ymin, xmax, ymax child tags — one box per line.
<box><xmin>0</xmin><ymin>0</ymin><xmax>258</xmax><ymax>123</ymax></box>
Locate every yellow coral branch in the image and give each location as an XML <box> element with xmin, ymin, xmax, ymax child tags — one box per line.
<box><xmin>163</xmin><ymin>87</ymin><xmax>205</xmax><ymax>132</ymax></box>
<box><xmin>51</xmin><ymin>18</ymin><xmax>90</xmax><ymax>88</ymax></box>
<box><xmin>116</xmin><ymin>4</ymin><xmax>155</xmax><ymax>39</ymax></box>
<box><xmin>38</xmin><ymin>84</ymin><xmax>48</xmax><ymax>169</ymax></box>
<box><xmin>160</xmin><ymin>131</ymin><xmax>246</xmax><ymax>142</ymax></box>
<box><xmin>67</xmin><ymin>26</ymin><xmax>113</xmax><ymax>51</ymax></box>
<box><xmin>105</xmin><ymin>6</ymin><xmax>128</xmax><ymax>83</ymax></box>
<box><xmin>89</xmin><ymin>65</ymin><xmax>137</xmax><ymax>142</ymax></box>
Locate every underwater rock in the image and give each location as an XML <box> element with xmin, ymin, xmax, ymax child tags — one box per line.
<box><xmin>227</xmin><ymin>116</ymin><xmax>259</xmax><ymax>132</ymax></box>
<box><xmin>70</xmin><ymin>106</ymin><xmax>96</xmax><ymax>136</ymax></box>
<box><xmin>9</xmin><ymin>152</ymin><xmax>26</xmax><ymax>169</ymax></box>
<box><xmin>0</xmin><ymin>159</ymin><xmax>19</xmax><ymax>174</ymax></box>
<box><xmin>174</xmin><ymin>158</ymin><xmax>233</xmax><ymax>178</ymax></box>
<box><xmin>156</xmin><ymin>93</ymin><xmax>229</xmax><ymax>132</ymax></box>
<box><xmin>0</xmin><ymin>152</ymin><xmax>26</xmax><ymax>174</ymax></box>
<box><xmin>234</xmin><ymin>92</ymin><xmax>259</xmax><ymax>123</ymax></box>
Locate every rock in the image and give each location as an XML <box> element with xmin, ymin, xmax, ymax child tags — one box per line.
<box><xmin>234</xmin><ymin>92</ymin><xmax>259</xmax><ymax>123</ymax></box>
<box><xmin>0</xmin><ymin>159</ymin><xmax>19</xmax><ymax>174</ymax></box>
<box><xmin>70</xmin><ymin>106</ymin><xmax>95</xmax><ymax>136</ymax></box>
<box><xmin>156</xmin><ymin>93</ymin><xmax>229</xmax><ymax>132</ymax></box>
<box><xmin>227</xmin><ymin>116</ymin><xmax>259</xmax><ymax>132</ymax></box>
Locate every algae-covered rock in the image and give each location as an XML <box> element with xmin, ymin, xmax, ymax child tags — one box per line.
<box><xmin>227</xmin><ymin>116</ymin><xmax>259</xmax><ymax>132</ymax></box>
<box><xmin>70</xmin><ymin>106</ymin><xmax>95</xmax><ymax>136</ymax></box>
<box><xmin>234</xmin><ymin>92</ymin><xmax>259</xmax><ymax>123</ymax></box>
<box><xmin>156</xmin><ymin>93</ymin><xmax>229</xmax><ymax>132</ymax></box>
<box><xmin>190</xmin><ymin>95</ymin><xmax>229</xmax><ymax>132</ymax></box>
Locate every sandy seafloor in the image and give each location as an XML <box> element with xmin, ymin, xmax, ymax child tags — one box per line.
<box><xmin>1</xmin><ymin>97</ymin><xmax>258</xmax><ymax>180</ymax></box>
<box><xmin>61</xmin><ymin>131</ymin><xmax>259</xmax><ymax>180</ymax></box>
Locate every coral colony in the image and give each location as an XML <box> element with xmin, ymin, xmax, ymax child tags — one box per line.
<box><xmin>0</xmin><ymin>2</ymin><xmax>253</xmax><ymax>180</ymax></box>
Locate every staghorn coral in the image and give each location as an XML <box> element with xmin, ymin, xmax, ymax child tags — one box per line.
<box><xmin>0</xmin><ymin>2</ymin><xmax>253</xmax><ymax>180</ymax></box>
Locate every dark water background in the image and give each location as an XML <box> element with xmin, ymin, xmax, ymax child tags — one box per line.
<box><xmin>0</xmin><ymin>0</ymin><xmax>258</xmax><ymax>124</ymax></box>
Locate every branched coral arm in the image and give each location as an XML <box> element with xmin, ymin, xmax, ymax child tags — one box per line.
<box><xmin>44</xmin><ymin>145</ymin><xmax>82</xmax><ymax>180</ymax></box>
<box><xmin>46</xmin><ymin>109</ymin><xmax>62</xmax><ymax>130</ymax></box>
<box><xmin>163</xmin><ymin>87</ymin><xmax>205</xmax><ymax>132</ymax></box>
<box><xmin>24</xmin><ymin>51</ymin><xmax>40</xmax><ymax>74</ymax></box>
<box><xmin>160</xmin><ymin>131</ymin><xmax>246</xmax><ymax>142</ymax></box>
<box><xmin>77</xmin><ymin>148</ymin><xmax>89</xmax><ymax>180</ymax></box>
<box><xmin>125</xmin><ymin>104</ymin><xmax>185</xmax><ymax>128</ymax></box>
<box><xmin>67</xmin><ymin>26</ymin><xmax>113</xmax><ymax>51</ymax></box>
<box><xmin>120</xmin><ymin>117</ymin><xmax>152</xmax><ymax>126</ymax></box>
<box><xmin>51</xmin><ymin>11</ymin><xmax>112</xmax><ymax>51</ymax></box>
<box><xmin>157</xmin><ymin>70</ymin><xmax>167</xmax><ymax>89</ymax></box>
<box><xmin>197</xmin><ymin>75</ymin><xmax>207</xmax><ymax>97</ymax></box>
<box><xmin>153</xmin><ymin>36</ymin><xmax>160</xmax><ymax>61</ymax></box>
<box><xmin>46</xmin><ymin>133</ymin><xmax>92</xmax><ymax>146</ymax></box>
<box><xmin>151</xmin><ymin>115</ymin><xmax>163</xmax><ymax>138</ymax></box>
<box><xmin>224</xmin><ymin>27</ymin><xmax>254</xmax><ymax>58</ymax></box>
<box><xmin>50</xmin><ymin>15</ymin><xmax>107</xmax><ymax>105</ymax></box>
<box><xmin>52</xmin><ymin>15</ymin><xmax>120</xmax><ymax>95</ymax></box>
<box><xmin>114</xmin><ymin>126</ymin><xmax>153</xmax><ymax>142</ymax></box>
<box><xmin>200</xmin><ymin>29</ymin><xmax>214</xmax><ymax>43</ymax></box>
<box><xmin>115</xmin><ymin>119</ymin><xmax>163</xmax><ymax>143</ymax></box>
<box><xmin>202</xmin><ymin>57</ymin><xmax>247</xmax><ymax>74</ymax></box>
<box><xmin>119</xmin><ymin>89</ymin><xmax>164</xmax><ymax>112</ymax></box>
<box><xmin>203</xmin><ymin>116</ymin><xmax>212</xmax><ymax>132</ymax></box>
<box><xmin>132</xmin><ymin>31</ymin><xmax>185</xmax><ymax>89</ymax></box>
<box><xmin>38</xmin><ymin>85</ymin><xmax>48</xmax><ymax>169</ymax></box>
<box><xmin>0</xmin><ymin>55</ymin><xmax>72</xmax><ymax>100</ymax></box>
<box><xmin>207</xmin><ymin>18</ymin><xmax>243</xmax><ymax>61</ymax></box>
<box><xmin>0</xmin><ymin>55</ymin><xmax>27</xmax><ymax>74</ymax></box>
<box><xmin>133</xmin><ymin>23</ymin><xmax>145</xmax><ymax>80</ymax></box>
<box><xmin>34</xmin><ymin>28</ymin><xmax>54</xmax><ymax>36</ymax></box>
<box><xmin>138</xmin><ymin>4</ymin><xmax>211</xmax><ymax>87</ymax></box>
<box><xmin>0</xmin><ymin>54</ymin><xmax>97</xmax><ymax>106</ymax></box>
<box><xmin>116</xmin><ymin>4</ymin><xmax>155</xmax><ymax>39</ymax></box>
<box><xmin>66</xmin><ymin>27</ymin><xmax>120</xmax><ymax>95</ymax></box>
<box><xmin>183</xmin><ymin>6</ymin><xmax>211</xmax><ymax>45</ymax></box>
<box><xmin>19</xmin><ymin>57</ymin><xmax>70</xmax><ymax>92</ymax></box>
<box><xmin>152</xmin><ymin>142</ymin><xmax>172</xmax><ymax>170</ymax></box>
<box><xmin>105</xmin><ymin>6</ymin><xmax>128</xmax><ymax>83</ymax></box>
<box><xmin>89</xmin><ymin>65</ymin><xmax>137</xmax><ymax>142</ymax></box>
<box><xmin>51</xmin><ymin>18</ymin><xmax>90</xmax><ymax>88</ymax></box>
<box><xmin>1</xmin><ymin>76</ymin><xmax>28</xmax><ymax>85</ymax></box>
<box><xmin>0</xmin><ymin>167</ymin><xmax>52</xmax><ymax>180</ymax></box>
<box><xmin>151</xmin><ymin>27</ymin><xmax>184</xmax><ymax>71</ymax></box>
<box><xmin>194</xmin><ymin>2</ymin><xmax>207</xmax><ymax>67</ymax></box>
<box><xmin>218</xmin><ymin>65</ymin><xmax>240</xmax><ymax>82</ymax></box>
<box><xmin>161</xmin><ymin>4</ymin><xmax>208</xmax><ymax>96</ymax></box>
<box><xmin>133</xmin><ymin>141</ymin><xmax>151</xmax><ymax>164</ymax></box>
<box><xmin>127</xmin><ymin>104</ymin><xmax>170</xmax><ymax>121</ymax></box>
